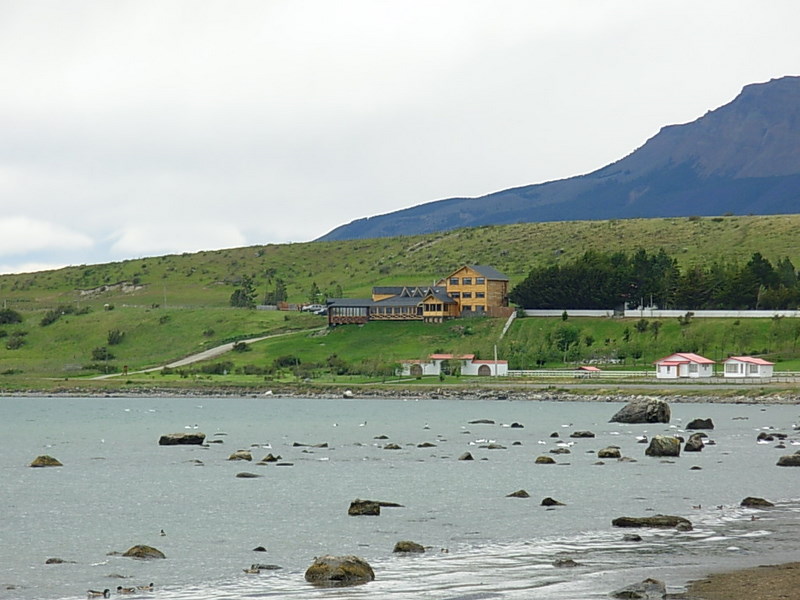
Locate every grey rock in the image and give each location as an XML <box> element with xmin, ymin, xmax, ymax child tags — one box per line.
<box><xmin>304</xmin><ymin>555</ymin><xmax>374</xmax><ymax>586</ymax></box>
<box><xmin>686</xmin><ymin>418</ymin><xmax>714</xmax><ymax>430</ymax></box>
<box><xmin>644</xmin><ymin>435</ymin><xmax>681</xmax><ymax>457</ymax></box>
<box><xmin>610</xmin><ymin>398</ymin><xmax>670</xmax><ymax>424</ymax></box>
<box><xmin>610</xmin><ymin>577</ymin><xmax>666</xmax><ymax>599</ymax></box>
<box><xmin>158</xmin><ymin>432</ymin><xmax>205</xmax><ymax>446</ymax></box>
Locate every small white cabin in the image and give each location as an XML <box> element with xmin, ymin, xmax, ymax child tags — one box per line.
<box><xmin>399</xmin><ymin>353</ymin><xmax>508</xmax><ymax>377</ymax></box>
<box><xmin>722</xmin><ymin>356</ymin><xmax>774</xmax><ymax>378</ymax></box>
<box><xmin>654</xmin><ymin>352</ymin><xmax>715</xmax><ymax>379</ymax></box>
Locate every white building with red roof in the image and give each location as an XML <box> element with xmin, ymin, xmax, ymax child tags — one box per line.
<box><xmin>399</xmin><ymin>353</ymin><xmax>508</xmax><ymax>377</ymax></box>
<box><xmin>722</xmin><ymin>356</ymin><xmax>775</xmax><ymax>378</ymax></box>
<box><xmin>654</xmin><ymin>352</ymin><xmax>715</xmax><ymax>379</ymax></box>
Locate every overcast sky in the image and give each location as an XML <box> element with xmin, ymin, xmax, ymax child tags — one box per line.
<box><xmin>1</xmin><ymin>1</ymin><xmax>798</xmax><ymax>274</ymax></box>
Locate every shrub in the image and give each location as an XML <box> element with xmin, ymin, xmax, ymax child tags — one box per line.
<box><xmin>91</xmin><ymin>346</ymin><xmax>115</xmax><ymax>361</ymax></box>
<box><xmin>274</xmin><ymin>355</ymin><xmax>300</xmax><ymax>368</ymax></box>
<box><xmin>232</xmin><ymin>341</ymin><xmax>250</xmax><ymax>353</ymax></box>
<box><xmin>199</xmin><ymin>361</ymin><xmax>233</xmax><ymax>375</ymax></box>
<box><xmin>0</xmin><ymin>308</ymin><xmax>22</xmax><ymax>324</ymax></box>
<box><xmin>107</xmin><ymin>329</ymin><xmax>125</xmax><ymax>345</ymax></box>
<box><xmin>6</xmin><ymin>334</ymin><xmax>26</xmax><ymax>350</ymax></box>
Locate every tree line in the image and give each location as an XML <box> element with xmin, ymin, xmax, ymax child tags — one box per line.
<box><xmin>509</xmin><ymin>249</ymin><xmax>800</xmax><ymax>310</ymax></box>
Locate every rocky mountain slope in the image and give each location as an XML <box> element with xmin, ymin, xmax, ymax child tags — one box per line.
<box><xmin>320</xmin><ymin>76</ymin><xmax>800</xmax><ymax>241</ymax></box>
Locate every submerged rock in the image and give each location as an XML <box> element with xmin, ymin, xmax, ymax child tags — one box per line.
<box><xmin>393</xmin><ymin>540</ymin><xmax>425</xmax><ymax>553</ymax></box>
<box><xmin>569</xmin><ymin>430</ymin><xmax>595</xmax><ymax>438</ymax></box>
<box><xmin>228</xmin><ymin>450</ymin><xmax>253</xmax><ymax>461</ymax></box>
<box><xmin>777</xmin><ymin>453</ymin><xmax>800</xmax><ymax>467</ymax></box>
<box><xmin>304</xmin><ymin>555</ymin><xmax>374</xmax><ymax>586</ymax></box>
<box><xmin>122</xmin><ymin>545</ymin><xmax>165</xmax><ymax>559</ymax></box>
<box><xmin>686</xmin><ymin>418</ymin><xmax>714</xmax><ymax>430</ymax></box>
<box><xmin>610</xmin><ymin>398</ymin><xmax>670</xmax><ymax>424</ymax></box>
<box><xmin>348</xmin><ymin>499</ymin><xmax>380</xmax><ymax>516</ymax></box>
<box><xmin>30</xmin><ymin>455</ymin><xmax>62</xmax><ymax>467</ymax></box>
<box><xmin>535</xmin><ymin>456</ymin><xmax>556</xmax><ymax>464</ymax></box>
<box><xmin>741</xmin><ymin>496</ymin><xmax>774</xmax><ymax>508</ymax></box>
<box><xmin>598</xmin><ymin>447</ymin><xmax>622</xmax><ymax>459</ymax></box>
<box><xmin>553</xmin><ymin>558</ymin><xmax>579</xmax><ymax>568</ymax></box>
<box><xmin>541</xmin><ymin>497</ymin><xmax>565</xmax><ymax>506</ymax></box>
<box><xmin>612</xmin><ymin>515</ymin><xmax>692</xmax><ymax>530</ymax></box>
<box><xmin>158</xmin><ymin>432</ymin><xmax>205</xmax><ymax>446</ymax></box>
<box><xmin>506</xmin><ymin>489</ymin><xmax>530</xmax><ymax>498</ymax></box>
<box><xmin>610</xmin><ymin>577</ymin><xmax>667</xmax><ymax>599</ymax></box>
<box><xmin>458</xmin><ymin>452</ymin><xmax>474</xmax><ymax>461</ymax></box>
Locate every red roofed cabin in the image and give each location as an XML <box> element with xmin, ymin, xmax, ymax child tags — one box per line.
<box><xmin>722</xmin><ymin>356</ymin><xmax>774</xmax><ymax>378</ymax></box>
<box><xmin>654</xmin><ymin>352</ymin><xmax>715</xmax><ymax>379</ymax></box>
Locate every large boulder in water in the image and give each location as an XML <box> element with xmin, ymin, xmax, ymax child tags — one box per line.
<box><xmin>776</xmin><ymin>452</ymin><xmax>800</xmax><ymax>467</ymax></box>
<box><xmin>612</xmin><ymin>515</ymin><xmax>692</xmax><ymax>530</ymax></box>
<box><xmin>158</xmin><ymin>432</ymin><xmax>205</xmax><ymax>445</ymax></box>
<box><xmin>122</xmin><ymin>545</ymin><xmax>166</xmax><ymax>559</ymax></box>
<box><xmin>644</xmin><ymin>435</ymin><xmax>681</xmax><ymax>457</ymax></box>
<box><xmin>609</xmin><ymin>398</ymin><xmax>670</xmax><ymax>424</ymax></box>
<box><xmin>304</xmin><ymin>555</ymin><xmax>374</xmax><ymax>586</ymax></box>
<box><xmin>348</xmin><ymin>499</ymin><xmax>380</xmax><ymax>516</ymax></box>
<box><xmin>30</xmin><ymin>455</ymin><xmax>63</xmax><ymax>467</ymax></box>
<box><xmin>741</xmin><ymin>496</ymin><xmax>774</xmax><ymax>508</ymax></box>
<box><xmin>393</xmin><ymin>540</ymin><xmax>425</xmax><ymax>553</ymax></box>
<box><xmin>686</xmin><ymin>418</ymin><xmax>714</xmax><ymax>430</ymax></box>
<box><xmin>683</xmin><ymin>433</ymin><xmax>705</xmax><ymax>452</ymax></box>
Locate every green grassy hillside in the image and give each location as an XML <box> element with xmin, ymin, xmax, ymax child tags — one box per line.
<box><xmin>2</xmin><ymin>214</ymin><xmax>800</xmax><ymax>388</ymax></box>
<box><xmin>2</xmin><ymin>214</ymin><xmax>800</xmax><ymax>312</ymax></box>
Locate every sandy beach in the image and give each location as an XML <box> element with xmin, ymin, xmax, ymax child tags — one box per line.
<box><xmin>685</xmin><ymin>562</ymin><xmax>800</xmax><ymax>600</ymax></box>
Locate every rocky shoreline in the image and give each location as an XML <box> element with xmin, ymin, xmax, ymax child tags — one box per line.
<box><xmin>3</xmin><ymin>384</ymin><xmax>800</xmax><ymax>405</ymax></box>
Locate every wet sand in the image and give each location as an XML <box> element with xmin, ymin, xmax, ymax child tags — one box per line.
<box><xmin>686</xmin><ymin>562</ymin><xmax>800</xmax><ymax>600</ymax></box>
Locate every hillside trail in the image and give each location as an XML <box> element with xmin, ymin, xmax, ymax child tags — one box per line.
<box><xmin>92</xmin><ymin>329</ymin><xmax>323</xmax><ymax>380</ymax></box>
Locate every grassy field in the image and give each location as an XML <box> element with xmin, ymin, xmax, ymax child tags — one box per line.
<box><xmin>2</xmin><ymin>214</ymin><xmax>800</xmax><ymax>312</ymax></box>
<box><xmin>3</xmin><ymin>213</ymin><xmax>800</xmax><ymax>389</ymax></box>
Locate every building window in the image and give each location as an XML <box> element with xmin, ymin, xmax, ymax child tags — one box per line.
<box><xmin>462</xmin><ymin>277</ymin><xmax>472</xmax><ymax>285</ymax></box>
<box><xmin>725</xmin><ymin>363</ymin><xmax>738</xmax><ymax>373</ymax></box>
<box><xmin>450</xmin><ymin>277</ymin><xmax>459</xmax><ymax>285</ymax></box>
<box><xmin>748</xmin><ymin>364</ymin><xmax>758</xmax><ymax>374</ymax></box>
<box><xmin>689</xmin><ymin>363</ymin><xmax>698</xmax><ymax>373</ymax></box>
<box><xmin>476</xmin><ymin>305</ymin><xmax>484</xmax><ymax>312</ymax></box>
<box><xmin>476</xmin><ymin>277</ymin><xmax>485</xmax><ymax>284</ymax></box>
<box><xmin>476</xmin><ymin>292</ymin><xmax>485</xmax><ymax>298</ymax></box>
<box><xmin>462</xmin><ymin>292</ymin><xmax>472</xmax><ymax>298</ymax></box>
<box><xmin>451</xmin><ymin>292</ymin><xmax>460</xmax><ymax>298</ymax></box>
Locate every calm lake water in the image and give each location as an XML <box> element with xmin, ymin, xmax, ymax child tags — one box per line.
<box><xmin>1</xmin><ymin>395</ymin><xmax>799</xmax><ymax>600</ymax></box>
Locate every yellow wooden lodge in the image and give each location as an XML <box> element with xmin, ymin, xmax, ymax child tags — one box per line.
<box><xmin>327</xmin><ymin>265</ymin><xmax>511</xmax><ymax>325</ymax></box>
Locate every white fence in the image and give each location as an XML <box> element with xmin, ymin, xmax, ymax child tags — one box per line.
<box><xmin>523</xmin><ymin>309</ymin><xmax>800</xmax><ymax>319</ymax></box>
<box><xmin>507</xmin><ymin>370</ymin><xmax>800</xmax><ymax>383</ymax></box>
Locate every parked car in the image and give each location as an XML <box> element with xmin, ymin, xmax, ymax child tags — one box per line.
<box><xmin>302</xmin><ymin>304</ymin><xmax>325</xmax><ymax>312</ymax></box>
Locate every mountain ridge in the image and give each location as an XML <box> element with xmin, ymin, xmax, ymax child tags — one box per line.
<box><xmin>319</xmin><ymin>76</ymin><xmax>800</xmax><ymax>241</ymax></box>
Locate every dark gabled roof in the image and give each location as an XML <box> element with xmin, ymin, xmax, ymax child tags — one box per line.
<box><xmin>424</xmin><ymin>289</ymin><xmax>457</xmax><ymax>304</ymax></box>
<box><xmin>468</xmin><ymin>265</ymin><xmax>509</xmax><ymax>281</ymax></box>
<box><xmin>372</xmin><ymin>285</ymin><xmax>447</xmax><ymax>298</ymax></box>
<box><xmin>374</xmin><ymin>295</ymin><xmax>424</xmax><ymax>307</ymax></box>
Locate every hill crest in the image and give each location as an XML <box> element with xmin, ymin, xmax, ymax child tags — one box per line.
<box><xmin>320</xmin><ymin>76</ymin><xmax>800</xmax><ymax>241</ymax></box>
